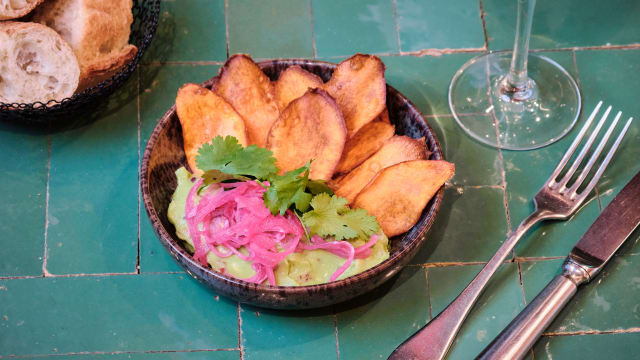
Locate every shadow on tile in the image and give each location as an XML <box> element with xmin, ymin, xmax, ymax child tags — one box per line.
<box><xmin>334</xmin><ymin>265</ymin><xmax>423</xmax><ymax>313</ymax></box>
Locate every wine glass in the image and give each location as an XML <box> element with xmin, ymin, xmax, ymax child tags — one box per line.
<box><xmin>448</xmin><ymin>0</ymin><xmax>581</xmax><ymax>150</ymax></box>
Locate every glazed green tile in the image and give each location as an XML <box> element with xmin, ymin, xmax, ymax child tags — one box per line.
<box><xmin>146</xmin><ymin>0</ymin><xmax>226</xmax><ymax>62</ymax></box>
<box><xmin>228</xmin><ymin>0</ymin><xmax>313</xmax><ymax>59</ymax></box>
<box><xmin>484</xmin><ymin>0</ymin><xmax>640</xmax><ymax>50</ymax></box>
<box><xmin>396</xmin><ymin>0</ymin><xmax>484</xmax><ymax>52</ymax></box>
<box><xmin>0</xmin><ymin>123</ymin><xmax>47</xmax><ymax>276</ymax></box>
<box><xmin>521</xmin><ymin>256</ymin><xmax>640</xmax><ymax>332</ymax></box>
<box><xmin>336</xmin><ymin>266</ymin><xmax>428</xmax><ymax>359</ymax></box>
<box><xmin>381</xmin><ymin>53</ymin><xmax>478</xmax><ymax>116</ymax></box>
<box><xmin>533</xmin><ymin>332</ymin><xmax>640</xmax><ymax>359</ymax></box>
<box><xmin>313</xmin><ymin>0</ymin><xmax>398</xmax><ymax>57</ymax></box>
<box><xmin>429</xmin><ymin>263</ymin><xmax>525</xmax><ymax>359</ymax></box>
<box><xmin>46</xmin><ymin>83</ymin><xmax>139</xmax><ymax>275</ymax></box>
<box><xmin>139</xmin><ymin>64</ymin><xmax>219</xmax><ymax>273</ymax></box>
<box><xmin>47</xmin><ymin>351</ymin><xmax>239</xmax><ymax>360</ymax></box>
<box><xmin>574</xmin><ymin>50</ymin><xmax>640</xmax><ymax>214</ymax></box>
<box><xmin>240</xmin><ymin>305</ymin><xmax>336</xmax><ymax>360</ymax></box>
<box><xmin>0</xmin><ymin>273</ymin><xmax>238</xmax><ymax>356</ymax></box>
<box><xmin>411</xmin><ymin>187</ymin><xmax>509</xmax><ymax>264</ymax></box>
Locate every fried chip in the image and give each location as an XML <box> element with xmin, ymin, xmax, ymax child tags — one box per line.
<box><xmin>324</xmin><ymin>54</ymin><xmax>386</xmax><ymax>137</ymax></box>
<box><xmin>214</xmin><ymin>54</ymin><xmax>280</xmax><ymax>147</ymax></box>
<box><xmin>334</xmin><ymin>135</ymin><xmax>429</xmax><ymax>202</ymax></box>
<box><xmin>375</xmin><ymin>107</ymin><xmax>390</xmax><ymax>123</ymax></box>
<box><xmin>353</xmin><ymin>160</ymin><xmax>454</xmax><ymax>237</ymax></box>
<box><xmin>274</xmin><ymin>65</ymin><xmax>324</xmax><ymax>110</ymax></box>
<box><xmin>267</xmin><ymin>88</ymin><xmax>346</xmax><ymax>180</ymax></box>
<box><xmin>176</xmin><ymin>83</ymin><xmax>248</xmax><ymax>174</ymax></box>
<box><xmin>334</xmin><ymin>121</ymin><xmax>395</xmax><ymax>175</ymax></box>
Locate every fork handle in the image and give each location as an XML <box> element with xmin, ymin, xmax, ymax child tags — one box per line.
<box><xmin>388</xmin><ymin>211</ymin><xmax>547</xmax><ymax>360</ymax></box>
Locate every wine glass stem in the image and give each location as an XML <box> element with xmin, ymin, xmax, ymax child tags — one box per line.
<box><xmin>507</xmin><ymin>0</ymin><xmax>536</xmax><ymax>89</ymax></box>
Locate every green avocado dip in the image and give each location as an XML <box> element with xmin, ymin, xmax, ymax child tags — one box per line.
<box><xmin>168</xmin><ymin>167</ymin><xmax>390</xmax><ymax>286</ymax></box>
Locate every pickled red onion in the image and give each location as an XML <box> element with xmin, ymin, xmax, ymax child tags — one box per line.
<box><xmin>184</xmin><ymin>179</ymin><xmax>381</xmax><ymax>285</ymax></box>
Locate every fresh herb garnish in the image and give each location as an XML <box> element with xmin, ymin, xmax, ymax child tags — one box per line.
<box><xmin>301</xmin><ymin>193</ymin><xmax>379</xmax><ymax>241</ymax></box>
<box><xmin>196</xmin><ymin>136</ymin><xmax>278</xmax><ymax>183</ymax></box>
<box><xmin>194</xmin><ymin>136</ymin><xmax>355</xmax><ymax>228</ymax></box>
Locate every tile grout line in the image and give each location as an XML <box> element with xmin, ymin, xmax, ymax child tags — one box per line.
<box><xmin>333</xmin><ymin>309</ymin><xmax>340</xmax><ymax>360</ymax></box>
<box><xmin>0</xmin><ymin>271</ymin><xmax>185</xmax><ymax>280</ymax></box>
<box><xmin>224</xmin><ymin>0</ymin><xmax>230</xmax><ymax>58</ymax></box>
<box><xmin>478</xmin><ymin>0</ymin><xmax>489</xmax><ymax>50</ymax></box>
<box><xmin>136</xmin><ymin>68</ymin><xmax>142</xmax><ymax>274</ymax></box>
<box><xmin>237</xmin><ymin>303</ymin><xmax>245</xmax><ymax>360</ymax></box>
<box><xmin>0</xmin><ymin>348</ymin><xmax>242</xmax><ymax>359</ymax></box>
<box><xmin>425</xmin><ymin>268</ymin><xmax>432</xmax><ymax>320</ymax></box>
<box><xmin>542</xmin><ymin>327</ymin><xmax>640</xmax><ymax>337</ymax></box>
<box><xmin>482</xmin><ymin>42</ymin><xmax>514</xmax><ymax>261</ymax></box>
<box><xmin>393</xmin><ymin>0</ymin><xmax>402</xmax><ymax>53</ymax></box>
<box><xmin>135</xmin><ymin>44</ymin><xmax>640</xmax><ymax>67</ymax></box>
<box><xmin>142</xmin><ymin>61</ymin><xmax>226</xmax><ymax>66</ymax></box>
<box><xmin>529</xmin><ymin>43</ymin><xmax>640</xmax><ymax>52</ymax></box>
<box><xmin>515</xmin><ymin>260</ymin><xmax>528</xmax><ymax>305</ymax></box>
<box><xmin>42</xmin><ymin>134</ymin><xmax>52</xmax><ymax>278</ymax></box>
<box><xmin>310</xmin><ymin>0</ymin><xmax>317</xmax><ymax>59</ymax></box>
<box><xmin>412</xmin><ymin>256</ymin><xmax>564</xmax><ymax>269</ymax></box>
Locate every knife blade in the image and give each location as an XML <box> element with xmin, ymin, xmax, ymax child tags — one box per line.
<box><xmin>570</xmin><ymin>172</ymin><xmax>640</xmax><ymax>270</ymax></box>
<box><xmin>477</xmin><ymin>171</ymin><xmax>640</xmax><ymax>360</ymax></box>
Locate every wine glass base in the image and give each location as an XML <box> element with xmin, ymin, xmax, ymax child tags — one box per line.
<box><xmin>448</xmin><ymin>51</ymin><xmax>581</xmax><ymax>150</ymax></box>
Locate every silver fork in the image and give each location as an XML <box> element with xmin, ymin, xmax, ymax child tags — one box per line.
<box><xmin>388</xmin><ymin>101</ymin><xmax>634</xmax><ymax>360</ymax></box>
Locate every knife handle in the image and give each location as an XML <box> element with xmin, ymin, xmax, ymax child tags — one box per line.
<box><xmin>476</xmin><ymin>258</ymin><xmax>591</xmax><ymax>360</ymax></box>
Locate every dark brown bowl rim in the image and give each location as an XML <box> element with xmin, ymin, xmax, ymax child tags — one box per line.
<box><xmin>140</xmin><ymin>58</ymin><xmax>445</xmax><ymax>297</ymax></box>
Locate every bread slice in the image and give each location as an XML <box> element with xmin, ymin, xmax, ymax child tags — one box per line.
<box><xmin>0</xmin><ymin>0</ymin><xmax>44</xmax><ymax>20</ymax></box>
<box><xmin>33</xmin><ymin>0</ymin><xmax>138</xmax><ymax>90</ymax></box>
<box><xmin>0</xmin><ymin>21</ymin><xmax>79</xmax><ymax>104</ymax></box>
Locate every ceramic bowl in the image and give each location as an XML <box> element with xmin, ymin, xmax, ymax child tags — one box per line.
<box><xmin>140</xmin><ymin>59</ymin><xmax>445</xmax><ymax>309</ymax></box>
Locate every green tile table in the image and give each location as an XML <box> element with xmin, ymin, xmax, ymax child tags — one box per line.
<box><xmin>2</xmin><ymin>0</ymin><xmax>639</xmax><ymax>359</ymax></box>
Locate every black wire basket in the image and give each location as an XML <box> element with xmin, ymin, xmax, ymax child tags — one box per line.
<box><xmin>0</xmin><ymin>0</ymin><xmax>161</xmax><ymax>124</ymax></box>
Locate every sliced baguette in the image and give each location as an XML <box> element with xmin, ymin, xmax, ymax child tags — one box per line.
<box><xmin>32</xmin><ymin>0</ymin><xmax>138</xmax><ymax>90</ymax></box>
<box><xmin>0</xmin><ymin>0</ymin><xmax>44</xmax><ymax>20</ymax></box>
<box><xmin>0</xmin><ymin>21</ymin><xmax>79</xmax><ymax>104</ymax></box>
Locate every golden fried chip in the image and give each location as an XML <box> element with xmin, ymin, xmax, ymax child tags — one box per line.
<box><xmin>176</xmin><ymin>83</ymin><xmax>248</xmax><ymax>174</ymax></box>
<box><xmin>353</xmin><ymin>160</ymin><xmax>454</xmax><ymax>237</ymax></box>
<box><xmin>334</xmin><ymin>135</ymin><xmax>429</xmax><ymax>202</ymax></box>
<box><xmin>274</xmin><ymin>65</ymin><xmax>324</xmax><ymax>110</ymax></box>
<box><xmin>267</xmin><ymin>89</ymin><xmax>346</xmax><ymax>180</ymax></box>
<box><xmin>324</xmin><ymin>54</ymin><xmax>386</xmax><ymax>137</ymax></box>
<box><xmin>334</xmin><ymin>121</ymin><xmax>395</xmax><ymax>175</ymax></box>
<box><xmin>377</xmin><ymin>107</ymin><xmax>390</xmax><ymax>123</ymax></box>
<box><xmin>214</xmin><ymin>54</ymin><xmax>279</xmax><ymax>147</ymax></box>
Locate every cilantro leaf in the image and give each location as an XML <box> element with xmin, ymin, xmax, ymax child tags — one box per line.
<box><xmin>306</xmin><ymin>179</ymin><xmax>334</xmax><ymax>196</ymax></box>
<box><xmin>201</xmin><ymin>169</ymin><xmax>251</xmax><ymax>185</ymax></box>
<box><xmin>195</xmin><ymin>136</ymin><xmax>277</xmax><ymax>179</ymax></box>
<box><xmin>264</xmin><ymin>164</ymin><xmax>311</xmax><ymax>215</ymax></box>
<box><xmin>341</xmin><ymin>208</ymin><xmax>379</xmax><ymax>239</ymax></box>
<box><xmin>301</xmin><ymin>193</ymin><xmax>379</xmax><ymax>241</ymax></box>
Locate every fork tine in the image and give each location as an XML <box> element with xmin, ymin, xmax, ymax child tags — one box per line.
<box><xmin>567</xmin><ymin>111</ymin><xmax>623</xmax><ymax>195</ymax></box>
<box><xmin>547</xmin><ymin>101</ymin><xmax>603</xmax><ymax>188</ymax></box>
<box><xmin>573</xmin><ymin>117</ymin><xmax>634</xmax><ymax>200</ymax></box>
<box><xmin>557</xmin><ymin>105</ymin><xmax>612</xmax><ymax>191</ymax></box>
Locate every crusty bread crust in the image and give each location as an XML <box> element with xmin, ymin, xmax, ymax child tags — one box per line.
<box><xmin>33</xmin><ymin>0</ymin><xmax>137</xmax><ymax>91</ymax></box>
<box><xmin>0</xmin><ymin>21</ymin><xmax>79</xmax><ymax>104</ymax></box>
<box><xmin>0</xmin><ymin>0</ymin><xmax>44</xmax><ymax>20</ymax></box>
<box><xmin>79</xmin><ymin>44</ymin><xmax>138</xmax><ymax>90</ymax></box>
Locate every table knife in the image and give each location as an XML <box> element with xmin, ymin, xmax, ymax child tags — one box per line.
<box><xmin>477</xmin><ymin>171</ymin><xmax>640</xmax><ymax>360</ymax></box>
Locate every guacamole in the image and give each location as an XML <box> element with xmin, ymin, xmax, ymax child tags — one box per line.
<box><xmin>168</xmin><ymin>167</ymin><xmax>390</xmax><ymax>286</ymax></box>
